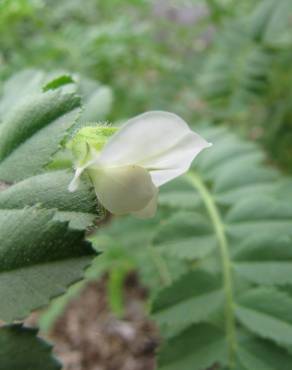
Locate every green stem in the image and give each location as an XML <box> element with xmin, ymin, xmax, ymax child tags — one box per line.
<box><xmin>147</xmin><ymin>244</ymin><xmax>172</xmax><ymax>286</ymax></box>
<box><xmin>186</xmin><ymin>171</ymin><xmax>236</xmax><ymax>366</ymax></box>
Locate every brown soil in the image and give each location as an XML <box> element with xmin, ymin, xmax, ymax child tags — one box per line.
<box><xmin>49</xmin><ymin>272</ymin><xmax>159</xmax><ymax>370</ymax></box>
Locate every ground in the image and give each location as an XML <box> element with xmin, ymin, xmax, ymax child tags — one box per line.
<box><xmin>49</xmin><ymin>273</ymin><xmax>159</xmax><ymax>370</ymax></box>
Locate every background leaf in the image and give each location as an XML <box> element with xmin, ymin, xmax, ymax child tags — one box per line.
<box><xmin>0</xmin><ymin>324</ymin><xmax>61</xmax><ymax>370</ymax></box>
<box><xmin>157</xmin><ymin>323</ymin><xmax>227</xmax><ymax>370</ymax></box>
<box><xmin>99</xmin><ymin>126</ymin><xmax>292</xmax><ymax>369</ymax></box>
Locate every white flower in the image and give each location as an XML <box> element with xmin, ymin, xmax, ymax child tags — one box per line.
<box><xmin>69</xmin><ymin>111</ymin><xmax>211</xmax><ymax>218</ymax></box>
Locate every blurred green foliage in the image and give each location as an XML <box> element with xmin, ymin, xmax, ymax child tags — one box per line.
<box><xmin>0</xmin><ymin>0</ymin><xmax>179</xmax><ymax>118</ymax></box>
<box><xmin>1</xmin><ymin>0</ymin><xmax>291</xmax><ymax>169</ymax></box>
<box><xmin>1</xmin><ymin>0</ymin><xmax>292</xmax><ymax>367</ymax></box>
<box><xmin>197</xmin><ymin>0</ymin><xmax>292</xmax><ymax>171</ymax></box>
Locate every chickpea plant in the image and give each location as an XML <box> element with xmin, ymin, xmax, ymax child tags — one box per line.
<box><xmin>0</xmin><ymin>71</ymin><xmax>210</xmax><ymax>368</ymax></box>
<box><xmin>2</xmin><ymin>69</ymin><xmax>292</xmax><ymax>370</ymax></box>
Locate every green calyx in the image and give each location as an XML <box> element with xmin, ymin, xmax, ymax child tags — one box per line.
<box><xmin>68</xmin><ymin>125</ymin><xmax>118</xmax><ymax>165</ymax></box>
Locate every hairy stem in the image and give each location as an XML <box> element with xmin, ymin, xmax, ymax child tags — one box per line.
<box><xmin>186</xmin><ymin>171</ymin><xmax>236</xmax><ymax>366</ymax></box>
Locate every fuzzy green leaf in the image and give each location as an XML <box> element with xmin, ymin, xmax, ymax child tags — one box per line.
<box><xmin>0</xmin><ymin>324</ymin><xmax>61</xmax><ymax>370</ymax></box>
<box><xmin>0</xmin><ymin>89</ymin><xmax>80</xmax><ymax>182</ymax></box>
<box><xmin>0</xmin><ymin>170</ymin><xmax>97</xmax><ymax>229</ymax></box>
<box><xmin>0</xmin><ymin>207</ymin><xmax>94</xmax><ymax>322</ymax></box>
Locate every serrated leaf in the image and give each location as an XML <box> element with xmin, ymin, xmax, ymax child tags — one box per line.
<box><xmin>0</xmin><ymin>207</ymin><xmax>94</xmax><ymax>322</ymax></box>
<box><xmin>152</xmin><ymin>270</ymin><xmax>223</xmax><ymax>338</ymax></box>
<box><xmin>214</xmin><ymin>166</ymin><xmax>279</xmax><ymax>194</ymax></box>
<box><xmin>154</xmin><ymin>212</ymin><xmax>217</xmax><ymax>260</ymax></box>
<box><xmin>0</xmin><ymin>170</ymin><xmax>98</xmax><ymax>229</ymax></box>
<box><xmin>233</xmin><ymin>235</ymin><xmax>292</xmax><ymax>285</ymax></box>
<box><xmin>236</xmin><ymin>288</ymin><xmax>292</xmax><ymax>347</ymax></box>
<box><xmin>0</xmin><ymin>89</ymin><xmax>80</xmax><ymax>182</ymax></box>
<box><xmin>0</xmin><ymin>70</ymin><xmax>47</xmax><ymax>121</ymax></box>
<box><xmin>0</xmin><ymin>170</ymin><xmax>95</xmax><ymax>212</ymax></box>
<box><xmin>0</xmin><ymin>324</ymin><xmax>61</xmax><ymax>370</ymax></box>
<box><xmin>236</xmin><ymin>336</ymin><xmax>292</xmax><ymax>370</ymax></box>
<box><xmin>158</xmin><ymin>323</ymin><xmax>227</xmax><ymax>370</ymax></box>
<box><xmin>158</xmin><ymin>190</ymin><xmax>201</xmax><ymax>210</ymax></box>
<box><xmin>195</xmin><ymin>132</ymin><xmax>261</xmax><ymax>175</ymax></box>
<box><xmin>235</xmin><ymin>262</ymin><xmax>292</xmax><ymax>286</ymax></box>
<box><xmin>226</xmin><ymin>196</ymin><xmax>292</xmax><ymax>239</ymax></box>
<box><xmin>226</xmin><ymin>196</ymin><xmax>292</xmax><ymax>223</ymax></box>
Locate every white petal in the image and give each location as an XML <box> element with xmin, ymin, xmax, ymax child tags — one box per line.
<box><xmin>148</xmin><ymin>133</ymin><xmax>212</xmax><ymax>186</ymax></box>
<box><xmin>68</xmin><ymin>167</ymin><xmax>85</xmax><ymax>192</ymax></box>
<box><xmin>131</xmin><ymin>188</ymin><xmax>158</xmax><ymax>219</ymax></box>
<box><xmin>89</xmin><ymin>165</ymin><xmax>157</xmax><ymax>215</ymax></box>
<box><xmin>68</xmin><ymin>148</ymin><xmax>100</xmax><ymax>192</ymax></box>
<box><xmin>97</xmin><ymin>111</ymin><xmax>211</xmax><ymax>186</ymax></box>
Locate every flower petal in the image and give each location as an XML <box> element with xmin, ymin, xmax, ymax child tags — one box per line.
<box><xmin>131</xmin><ymin>188</ymin><xmax>158</xmax><ymax>219</ymax></box>
<box><xmin>68</xmin><ymin>145</ymin><xmax>100</xmax><ymax>192</ymax></box>
<box><xmin>97</xmin><ymin>111</ymin><xmax>211</xmax><ymax>186</ymax></box>
<box><xmin>89</xmin><ymin>165</ymin><xmax>157</xmax><ymax>215</ymax></box>
<box><xmin>148</xmin><ymin>132</ymin><xmax>212</xmax><ymax>186</ymax></box>
<box><xmin>68</xmin><ymin>167</ymin><xmax>85</xmax><ymax>192</ymax></box>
